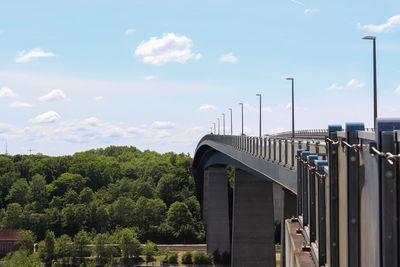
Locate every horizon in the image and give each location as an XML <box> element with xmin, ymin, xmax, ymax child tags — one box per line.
<box><xmin>1</xmin><ymin>1</ymin><xmax>400</xmax><ymax>156</ymax></box>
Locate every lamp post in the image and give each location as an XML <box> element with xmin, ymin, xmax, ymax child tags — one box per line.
<box><xmin>210</xmin><ymin>127</ymin><xmax>213</xmax><ymax>134</ymax></box>
<box><xmin>222</xmin><ymin>113</ymin><xmax>225</xmax><ymax>135</ymax></box>
<box><xmin>229</xmin><ymin>108</ymin><xmax>233</xmax><ymax>135</ymax></box>
<box><xmin>256</xmin><ymin>94</ymin><xmax>262</xmax><ymax>137</ymax></box>
<box><xmin>213</xmin><ymin>123</ymin><xmax>216</xmax><ymax>134</ymax></box>
<box><xmin>286</xmin><ymin>78</ymin><xmax>295</xmax><ymax>140</ymax></box>
<box><xmin>239</xmin><ymin>103</ymin><xmax>244</xmax><ymax>135</ymax></box>
<box><xmin>362</xmin><ymin>35</ymin><xmax>377</xmax><ymax>128</ymax></box>
<box><xmin>217</xmin><ymin>118</ymin><xmax>220</xmax><ymax>135</ymax></box>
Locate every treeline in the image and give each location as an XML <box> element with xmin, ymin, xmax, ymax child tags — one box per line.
<box><xmin>0</xmin><ymin>146</ymin><xmax>204</xmax><ymax>244</ymax></box>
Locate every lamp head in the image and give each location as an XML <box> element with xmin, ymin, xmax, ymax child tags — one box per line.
<box><xmin>362</xmin><ymin>35</ymin><xmax>376</xmax><ymax>40</ymax></box>
<box><xmin>286</xmin><ymin>77</ymin><xmax>294</xmax><ymax>81</ymax></box>
<box><xmin>256</xmin><ymin>93</ymin><xmax>261</xmax><ymax>96</ymax></box>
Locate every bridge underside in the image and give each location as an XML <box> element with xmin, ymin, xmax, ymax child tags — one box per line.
<box><xmin>193</xmin><ymin>143</ymin><xmax>298</xmax><ymax>266</ymax></box>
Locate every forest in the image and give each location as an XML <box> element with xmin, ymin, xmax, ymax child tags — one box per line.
<box><xmin>0</xmin><ymin>146</ymin><xmax>204</xmax><ymax>244</ymax></box>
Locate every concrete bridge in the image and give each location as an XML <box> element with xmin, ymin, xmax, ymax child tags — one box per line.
<box><xmin>192</xmin><ymin>118</ymin><xmax>400</xmax><ymax>267</ymax></box>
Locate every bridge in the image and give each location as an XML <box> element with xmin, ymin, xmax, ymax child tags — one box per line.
<box><xmin>192</xmin><ymin>118</ymin><xmax>400</xmax><ymax>267</ymax></box>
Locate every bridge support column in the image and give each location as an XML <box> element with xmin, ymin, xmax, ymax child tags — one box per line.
<box><xmin>203</xmin><ymin>166</ymin><xmax>230</xmax><ymax>255</ymax></box>
<box><xmin>280</xmin><ymin>188</ymin><xmax>297</xmax><ymax>267</ymax></box>
<box><xmin>231</xmin><ymin>169</ymin><xmax>275</xmax><ymax>267</ymax></box>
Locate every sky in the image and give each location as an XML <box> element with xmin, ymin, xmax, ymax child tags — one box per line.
<box><xmin>0</xmin><ymin>0</ymin><xmax>400</xmax><ymax>156</ymax></box>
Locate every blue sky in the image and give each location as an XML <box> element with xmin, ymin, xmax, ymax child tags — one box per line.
<box><xmin>0</xmin><ymin>0</ymin><xmax>400</xmax><ymax>155</ymax></box>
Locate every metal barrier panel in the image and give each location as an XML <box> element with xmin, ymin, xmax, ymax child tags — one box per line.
<box><xmin>279</xmin><ymin>140</ymin><xmax>282</xmax><ymax>163</ymax></box>
<box><xmin>308</xmin><ymin>155</ymin><xmax>318</xmax><ymax>243</ymax></box>
<box><xmin>288</xmin><ymin>142</ymin><xmax>292</xmax><ymax>167</ymax></box>
<box><xmin>297</xmin><ymin>149</ymin><xmax>304</xmax><ymax>216</ymax></box>
<box><xmin>324</xmin><ymin>166</ymin><xmax>331</xmax><ymax>267</ymax></box>
<box><xmin>302</xmin><ymin>151</ymin><xmax>311</xmax><ymax>226</ymax></box>
<box><xmin>338</xmin><ymin>133</ymin><xmax>348</xmax><ymax>267</ymax></box>
<box><xmin>359</xmin><ymin>134</ymin><xmax>380</xmax><ymax>267</ymax></box>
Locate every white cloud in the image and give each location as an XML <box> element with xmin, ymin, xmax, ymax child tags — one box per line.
<box><xmin>157</xmin><ymin>130</ymin><xmax>171</xmax><ymax>138</ymax></box>
<box><xmin>95</xmin><ymin>96</ymin><xmax>104</xmax><ymax>101</ymax></box>
<box><xmin>134</xmin><ymin>33</ymin><xmax>198</xmax><ymax>66</ymax></box>
<box><xmin>10</xmin><ymin>101</ymin><xmax>34</xmax><ymax>108</ymax></box>
<box><xmin>327</xmin><ymin>83</ymin><xmax>344</xmax><ymax>91</ymax></box>
<box><xmin>15</xmin><ymin>48</ymin><xmax>55</xmax><ymax>63</ymax></box>
<box><xmin>199</xmin><ymin>104</ymin><xmax>217</xmax><ymax>111</ymax></box>
<box><xmin>262</xmin><ymin>106</ymin><xmax>273</xmax><ymax>112</ymax></box>
<box><xmin>304</xmin><ymin>8</ymin><xmax>319</xmax><ymax>14</ymax></box>
<box><xmin>29</xmin><ymin>111</ymin><xmax>61</xmax><ymax>123</ymax></box>
<box><xmin>84</xmin><ymin>117</ymin><xmax>101</xmax><ymax>126</ymax></box>
<box><xmin>39</xmin><ymin>89</ymin><xmax>68</xmax><ymax>102</ymax></box>
<box><xmin>220</xmin><ymin>53</ymin><xmax>238</xmax><ymax>63</ymax></box>
<box><xmin>290</xmin><ymin>0</ymin><xmax>304</xmax><ymax>5</ymax></box>
<box><xmin>152</xmin><ymin>121</ymin><xmax>175</xmax><ymax>129</ymax></box>
<box><xmin>346</xmin><ymin>79</ymin><xmax>365</xmax><ymax>88</ymax></box>
<box><xmin>144</xmin><ymin>75</ymin><xmax>157</xmax><ymax>81</ymax></box>
<box><xmin>358</xmin><ymin>14</ymin><xmax>400</xmax><ymax>33</ymax></box>
<box><xmin>0</xmin><ymin>87</ymin><xmax>17</xmax><ymax>98</ymax></box>
<box><xmin>125</xmin><ymin>28</ymin><xmax>136</xmax><ymax>35</ymax></box>
<box><xmin>394</xmin><ymin>85</ymin><xmax>400</xmax><ymax>94</ymax></box>
<box><xmin>328</xmin><ymin>79</ymin><xmax>364</xmax><ymax>90</ymax></box>
<box><xmin>195</xmin><ymin>53</ymin><xmax>203</xmax><ymax>61</ymax></box>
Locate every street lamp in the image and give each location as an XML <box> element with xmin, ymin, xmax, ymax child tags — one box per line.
<box><xmin>222</xmin><ymin>113</ymin><xmax>225</xmax><ymax>135</ymax></box>
<box><xmin>286</xmin><ymin>78</ymin><xmax>295</xmax><ymax>140</ymax></box>
<box><xmin>239</xmin><ymin>103</ymin><xmax>244</xmax><ymax>136</ymax></box>
<box><xmin>256</xmin><ymin>94</ymin><xmax>262</xmax><ymax>137</ymax></box>
<box><xmin>217</xmin><ymin>118</ymin><xmax>220</xmax><ymax>135</ymax></box>
<box><xmin>362</xmin><ymin>35</ymin><xmax>377</xmax><ymax>128</ymax></box>
<box><xmin>229</xmin><ymin>108</ymin><xmax>233</xmax><ymax>135</ymax></box>
<box><xmin>210</xmin><ymin>127</ymin><xmax>213</xmax><ymax>134</ymax></box>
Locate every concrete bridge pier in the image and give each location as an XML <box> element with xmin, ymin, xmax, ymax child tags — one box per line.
<box><xmin>231</xmin><ymin>169</ymin><xmax>275</xmax><ymax>267</ymax></box>
<box><xmin>203</xmin><ymin>166</ymin><xmax>230</xmax><ymax>255</ymax></box>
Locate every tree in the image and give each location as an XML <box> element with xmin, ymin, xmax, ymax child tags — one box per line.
<box><xmin>47</xmin><ymin>173</ymin><xmax>87</xmax><ymax>197</ymax></box>
<box><xmin>144</xmin><ymin>240</ymin><xmax>157</xmax><ymax>265</ymax></box>
<box><xmin>157</xmin><ymin>174</ymin><xmax>181</xmax><ymax>206</ymax></box>
<box><xmin>74</xmin><ymin>230</ymin><xmax>90</xmax><ymax>263</ymax></box>
<box><xmin>6</xmin><ymin>178</ymin><xmax>30</xmax><ymax>206</ymax></box>
<box><xmin>79</xmin><ymin>187</ymin><xmax>94</xmax><ymax>203</ymax></box>
<box><xmin>55</xmin><ymin>234</ymin><xmax>73</xmax><ymax>261</ymax></box>
<box><xmin>166</xmin><ymin>202</ymin><xmax>197</xmax><ymax>242</ymax></box>
<box><xmin>134</xmin><ymin>197</ymin><xmax>166</xmax><ymax>232</ymax></box>
<box><xmin>94</xmin><ymin>233</ymin><xmax>115</xmax><ymax>265</ymax></box>
<box><xmin>39</xmin><ymin>231</ymin><xmax>56</xmax><ymax>266</ymax></box>
<box><xmin>30</xmin><ymin>174</ymin><xmax>48</xmax><ymax>212</ymax></box>
<box><xmin>120</xmin><ymin>228</ymin><xmax>142</xmax><ymax>262</ymax></box>
<box><xmin>2</xmin><ymin>203</ymin><xmax>23</xmax><ymax>228</ymax></box>
<box><xmin>16</xmin><ymin>230</ymin><xmax>36</xmax><ymax>254</ymax></box>
<box><xmin>2</xmin><ymin>250</ymin><xmax>42</xmax><ymax>267</ymax></box>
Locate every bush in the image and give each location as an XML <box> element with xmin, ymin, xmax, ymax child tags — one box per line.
<box><xmin>181</xmin><ymin>251</ymin><xmax>193</xmax><ymax>264</ymax></box>
<box><xmin>193</xmin><ymin>251</ymin><xmax>212</xmax><ymax>265</ymax></box>
<box><xmin>168</xmin><ymin>252</ymin><xmax>178</xmax><ymax>264</ymax></box>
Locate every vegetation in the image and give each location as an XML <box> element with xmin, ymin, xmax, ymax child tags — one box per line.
<box><xmin>0</xmin><ymin>146</ymin><xmax>204</xmax><ymax>245</ymax></box>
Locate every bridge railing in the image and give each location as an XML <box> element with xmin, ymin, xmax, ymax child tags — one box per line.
<box><xmin>200</xmin><ymin>121</ymin><xmax>400</xmax><ymax>267</ymax></box>
<box><xmin>204</xmin><ymin>130</ymin><xmax>328</xmax><ymax>170</ymax></box>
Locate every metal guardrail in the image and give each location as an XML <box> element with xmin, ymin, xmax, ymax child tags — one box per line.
<box><xmin>198</xmin><ymin>121</ymin><xmax>400</xmax><ymax>267</ymax></box>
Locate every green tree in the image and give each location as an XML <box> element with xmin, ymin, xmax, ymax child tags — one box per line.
<box><xmin>79</xmin><ymin>187</ymin><xmax>94</xmax><ymax>203</ymax></box>
<box><xmin>47</xmin><ymin>172</ymin><xmax>87</xmax><ymax>197</ymax></box>
<box><xmin>166</xmin><ymin>202</ymin><xmax>197</xmax><ymax>242</ymax></box>
<box><xmin>16</xmin><ymin>230</ymin><xmax>37</xmax><ymax>254</ymax></box>
<box><xmin>134</xmin><ymin>197</ymin><xmax>166</xmax><ymax>231</ymax></box>
<box><xmin>74</xmin><ymin>230</ymin><xmax>90</xmax><ymax>263</ymax></box>
<box><xmin>30</xmin><ymin>174</ymin><xmax>48</xmax><ymax>212</ymax></box>
<box><xmin>120</xmin><ymin>228</ymin><xmax>142</xmax><ymax>262</ymax></box>
<box><xmin>55</xmin><ymin>234</ymin><xmax>73</xmax><ymax>260</ymax></box>
<box><xmin>2</xmin><ymin>250</ymin><xmax>42</xmax><ymax>267</ymax></box>
<box><xmin>157</xmin><ymin>174</ymin><xmax>181</xmax><ymax>206</ymax></box>
<box><xmin>2</xmin><ymin>203</ymin><xmax>23</xmax><ymax>228</ymax></box>
<box><xmin>6</xmin><ymin>178</ymin><xmax>30</xmax><ymax>206</ymax></box>
<box><xmin>39</xmin><ymin>231</ymin><xmax>56</xmax><ymax>265</ymax></box>
<box><xmin>94</xmin><ymin>233</ymin><xmax>115</xmax><ymax>265</ymax></box>
<box><xmin>144</xmin><ymin>240</ymin><xmax>157</xmax><ymax>265</ymax></box>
